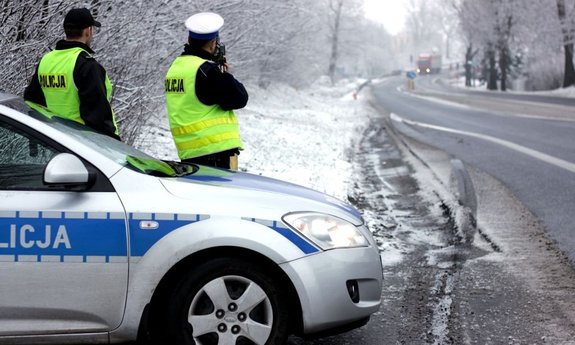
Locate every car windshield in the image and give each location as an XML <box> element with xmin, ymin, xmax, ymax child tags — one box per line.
<box><xmin>5</xmin><ymin>99</ymin><xmax>197</xmax><ymax>177</ymax></box>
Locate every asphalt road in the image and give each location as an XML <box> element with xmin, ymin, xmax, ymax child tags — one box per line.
<box><xmin>370</xmin><ymin>76</ymin><xmax>575</xmax><ymax>263</ymax></box>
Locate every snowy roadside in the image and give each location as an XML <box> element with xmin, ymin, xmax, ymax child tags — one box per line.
<box><xmin>135</xmin><ymin>77</ymin><xmax>457</xmax><ymax>271</ymax></box>
<box><xmin>134</xmin><ymin>77</ymin><xmax>456</xmax><ymax>276</ymax></box>
<box><xmin>447</xmin><ymin>76</ymin><xmax>575</xmax><ymax>98</ymax></box>
<box><xmin>136</xmin><ymin>76</ymin><xmax>373</xmax><ymax>202</ymax></box>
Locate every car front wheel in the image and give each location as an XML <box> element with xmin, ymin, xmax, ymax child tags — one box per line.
<box><xmin>166</xmin><ymin>257</ymin><xmax>290</xmax><ymax>345</ymax></box>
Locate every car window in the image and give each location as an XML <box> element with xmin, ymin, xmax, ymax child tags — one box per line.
<box><xmin>5</xmin><ymin>99</ymin><xmax>196</xmax><ymax>177</ymax></box>
<box><xmin>0</xmin><ymin>120</ymin><xmax>59</xmax><ymax>190</ymax></box>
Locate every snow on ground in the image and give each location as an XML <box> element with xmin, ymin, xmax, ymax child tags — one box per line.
<box><xmin>237</xmin><ymin>77</ymin><xmax>370</xmax><ymax>201</ymax></box>
<box><xmin>136</xmin><ymin>76</ymin><xmax>372</xmax><ymax>202</ymax></box>
<box><xmin>448</xmin><ymin>76</ymin><xmax>575</xmax><ymax>98</ymax></box>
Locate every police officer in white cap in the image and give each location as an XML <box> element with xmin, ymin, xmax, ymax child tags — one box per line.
<box><xmin>165</xmin><ymin>12</ymin><xmax>248</xmax><ymax>170</ymax></box>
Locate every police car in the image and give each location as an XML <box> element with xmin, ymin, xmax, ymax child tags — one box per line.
<box><xmin>0</xmin><ymin>93</ymin><xmax>383</xmax><ymax>345</ymax></box>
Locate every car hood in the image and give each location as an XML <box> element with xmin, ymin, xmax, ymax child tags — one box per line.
<box><xmin>160</xmin><ymin>166</ymin><xmax>363</xmax><ymax>222</ymax></box>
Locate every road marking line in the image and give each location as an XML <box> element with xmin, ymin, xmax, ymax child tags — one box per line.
<box><xmin>391</xmin><ymin>113</ymin><xmax>575</xmax><ymax>174</ymax></box>
<box><xmin>409</xmin><ymin>93</ymin><xmax>474</xmax><ymax>110</ymax></box>
<box><xmin>399</xmin><ymin>87</ymin><xmax>575</xmax><ymax>122</ymax></box>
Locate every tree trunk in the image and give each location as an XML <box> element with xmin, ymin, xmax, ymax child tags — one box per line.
<box><xmin>328</xmin><ymin>0</ymin><xmax>343</xmax><ymax>85</ymax></box>
<box><xmin>557</xmin><ymin>0</ymin><xmax>575</xmax><ymax>87</ymax></box>
<box><xmin>562</xmin><ymin>43</ymin><xmax>575</xmax><ymax>87</ymax></box>
<box><xmin>465</xmin><ymin>45</ymin><xmax>473</xmax><ymax>87</ymax></box>
<box><xmin>499</xmin><ymin>47</ymin><xmax>508</xmax><ymax>91</ymax></box>
<box><xmin>488</xmin><ymin>49</ymin><xmax>498</xmax><ymax>90</ymax></box>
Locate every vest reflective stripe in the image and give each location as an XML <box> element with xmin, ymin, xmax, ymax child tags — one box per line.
<box><xmin>165</xmin><ymin>55</ymin><xmax>243</xmax><ymax>160</ymax></box>
<box><xmin>175</xmin><ymin>131</ymin><xmax>242</xmax><ymax>151</ymax></box>
<box><xmin>170</xmin><ymin>116</ymin><xmax>239</xmax><ymax>136</ymax></box>
<box><xmin>38</xmin><ymin>47</ymin><xmax>119</xmax><ymax>135</ymax></box>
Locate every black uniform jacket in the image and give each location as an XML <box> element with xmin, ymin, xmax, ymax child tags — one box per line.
<box><xmin>24</xmin><ymin>40</ymin><xmax>120</xmax><ymax>140</ymax></box>
<box><xmin>182</xmin><ymin>44</ymin><xmax>248</xmax><ymax>110</ymax></box>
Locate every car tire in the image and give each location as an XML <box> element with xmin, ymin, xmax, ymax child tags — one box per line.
<box><xmin>165</xmin><ymin>256</ymin><xmax>290</xmax><ymax>345</ymax></box>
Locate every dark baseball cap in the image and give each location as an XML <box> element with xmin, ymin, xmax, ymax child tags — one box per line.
<box><xmin>63</xmin><ymin>8</ymin><xmax>101</xmax><ymax>29</ymax></box>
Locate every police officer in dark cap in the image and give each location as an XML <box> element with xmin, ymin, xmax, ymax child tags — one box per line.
<box><xmin>165</xmin><ymin>12</ymin><xmax>248</xmax><ymax>170</ymax></box>
<box><xmin>24</xmin><ymin>7</ymin><xmax>120</xmax><ymax>140</ymax></box>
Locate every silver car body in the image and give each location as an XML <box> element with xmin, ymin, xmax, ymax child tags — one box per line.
<box><xmin>0</xmin><ymin>95</ymin><xmax>382</xmax><ymax>344</ymax></box>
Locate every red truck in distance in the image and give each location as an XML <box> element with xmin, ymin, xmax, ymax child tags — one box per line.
<box><xmin>417</xmin><ymin>53</ymin><xmax>442</xmax><ymax>74</ymax></box>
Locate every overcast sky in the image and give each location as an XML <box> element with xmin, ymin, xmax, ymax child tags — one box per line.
<box><xmin>363</xmin><ymin>0</ymin><xmax>407</xmax><ymax>35</ymax></box>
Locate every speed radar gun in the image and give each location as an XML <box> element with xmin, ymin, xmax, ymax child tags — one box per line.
<box><xmin>214</xmin><ymin>39</ymin><xmax>226</xmax><ymax>72</ymax></box>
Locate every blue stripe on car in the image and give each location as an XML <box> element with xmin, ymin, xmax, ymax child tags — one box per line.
<box><xmin>128</xmin><ymin>213</ymin><xmax>208</xmax><ymax>257</ymax></box>
<box><xmin>0</xmin><ymin>211</ymin><xmax>126</xmax><ymax>261</ymax></box>
<box><xmin>245</xmin><ymin>218</ymin><xmax>319</xmax><ymax>254</ymax></box>
<box><xmin>1</xmin><ymin>212</ymin><xmax>317</xmax><ymax>261</ymax></box>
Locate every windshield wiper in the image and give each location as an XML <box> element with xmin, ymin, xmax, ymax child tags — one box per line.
<box><xmin>162</xmin><ymin>160</ymin><xmax>198</xmax><ymax>177</ymax></box>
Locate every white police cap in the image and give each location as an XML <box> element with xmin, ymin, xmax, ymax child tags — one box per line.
<box><xmin>185</xmin><ymin>12</ymin><xmax>224</xmax><ymax>40</ymax></box>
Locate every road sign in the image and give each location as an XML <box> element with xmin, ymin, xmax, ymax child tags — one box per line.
<box><xmin>406</xmin><ymin>71</ymin><xmax>417</xmax><ymax>80</ymax></box>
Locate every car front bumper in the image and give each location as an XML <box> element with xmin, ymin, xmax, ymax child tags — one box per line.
<box><xmin>280</xmin><ymin>246</ymin><xmax>383</xmax><ymax>335</ymax></box>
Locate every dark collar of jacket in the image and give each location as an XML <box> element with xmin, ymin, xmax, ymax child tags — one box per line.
<box><xmin>182</xmin><ymin>44</ymin><xmax>214</xmax><ymax>61</ymax></box>
<box><xmin>55</xmin><ymin>40</ymin><xmax>95</xmax><ymax>55</ymax></box>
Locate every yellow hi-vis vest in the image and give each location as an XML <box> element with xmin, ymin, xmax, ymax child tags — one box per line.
<box><xmin>165</xmin><ymin>55</ymin><xmax>243</xmax><ymax>160</ymax></box>
<box><xmin>38</xmin><ymin>47</ymin><xmax>118</xmax><ymax>135</ymax></box>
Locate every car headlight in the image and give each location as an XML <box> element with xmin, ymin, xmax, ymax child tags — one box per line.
<box><xmin>283</xmin><ymin>212</ymin><xmax>368</xmax><ymax>250</ymax></box>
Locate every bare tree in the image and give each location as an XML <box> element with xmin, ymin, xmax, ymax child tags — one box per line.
<box><xmin>457</xmin><ymin>0</ymin><xmax>575</xmax><ymax>90</ymax></box>
<box><xmin>0</xmin><ymin>0</ymin><xmax>392</xmax><ymax>147</ymax></box>
<box><xmin>438</xmin><ymin>7</ymin><xmax>459</xmax><ymax>59</ymax></box>
<box><xmin>404</xmin><ymin>0</ymin><xmax>443</xmax><ymax>55</ymax></box>
<box><xmin>459</xmin><ymin>0</ymin><xmax>493</xmax><ymax>87</ymax></box>
<box><xmin>327</xmin><ymin>0</ymin><xmax>344</xmax><ymax>84</ymax></box>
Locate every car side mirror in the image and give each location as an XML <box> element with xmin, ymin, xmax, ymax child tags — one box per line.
<box><xmin>44</xmin><ymin>153</ymin><xmax>94</xmax><ymax>191</ymax></box>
